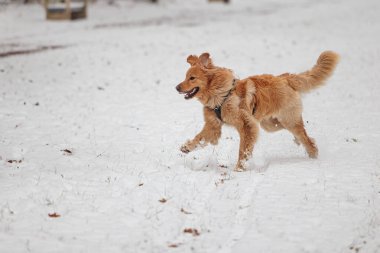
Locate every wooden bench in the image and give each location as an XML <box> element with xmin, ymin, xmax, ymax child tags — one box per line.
<box><xmin>44</xmin><ymin>0</ymin><xmax>87</xmax><ymax>20</ymax></box>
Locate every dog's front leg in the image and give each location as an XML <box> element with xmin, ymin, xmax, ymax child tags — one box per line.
<box><xmin>180</xmin><ymin>107</ymin><xmax>222</xmax><ymax>153</ymax></box>
<box><xmin>234</xmin><ymin>112</ymin><xmax>259</xmax><ymax>172</ymax></box>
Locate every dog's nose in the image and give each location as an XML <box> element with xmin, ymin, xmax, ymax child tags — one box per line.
<box><xmin>176</xmin><ymin>84</ymin><xmax>181</xmax><ymax>92</ymax></box>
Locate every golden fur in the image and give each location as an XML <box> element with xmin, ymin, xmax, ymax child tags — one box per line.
<box><xmin>176</xmin><ymin>51</ymin><xmax>339</xmax><ymax>171</ymax></box>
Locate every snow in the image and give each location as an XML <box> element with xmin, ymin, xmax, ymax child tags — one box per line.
<box><xmin>1</xmin><ymin>0</ymin><xmax>380</xmax><ymax>252</ymax></box>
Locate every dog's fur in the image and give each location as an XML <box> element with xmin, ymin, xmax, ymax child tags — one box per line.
<box><xmin>176</xmin><ymin>51</ymin><xmax>339</xmax><ymax>171</ymax></box>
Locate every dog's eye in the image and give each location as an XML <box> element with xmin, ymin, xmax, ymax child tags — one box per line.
<box><xmin>189</xmin><ymin>76</ymin><xmax>196</xmax><ymax>81</ymax></box>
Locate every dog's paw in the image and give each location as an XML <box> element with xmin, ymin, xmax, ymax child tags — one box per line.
<box><xmin>234</xmin><ymin>160</ymin><xmax>248</xmax><ymax>172</ymax></box>
<box><xmin>308</xmin><ymin>148</ymin><xmax>318</xmax><ymax>159</ymax></box>
<box><xmin>307</xmin><ymin>139</ymin><xmax>318</xmax><ymax>158</ymax></box>
<box><xmin>180</xmin><ymin>144</ymin><xmax>191</xmax><ymax>154</ymax></box>
<box><xmin>234</xmin><ymin>166</ymin><xmax>246</xmax><ymax>172</ymax></box>
<box><xmin>308</xmin><ymin>152</ymin><xmax>318</xmax><ymax>159</ymax></box>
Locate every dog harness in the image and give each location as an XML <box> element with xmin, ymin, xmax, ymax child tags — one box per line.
<box><xmin>213</xmin><ymin>79</ymin><xmax>237</xmax><ymax>122</ymax></box>
<box><xmin>213</xmin><ymin>79</ymin><xmax>257</xmax><ymax>122</ymax></box>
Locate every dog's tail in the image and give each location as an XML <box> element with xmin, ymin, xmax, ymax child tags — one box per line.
<box><xmin>286</xmin><ymin>51</ymin><xmax>339</xmax><ymax>93</ymax></box>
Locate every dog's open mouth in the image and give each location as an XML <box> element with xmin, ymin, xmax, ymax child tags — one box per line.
<box><xmin>181</xmin><ymin>87</ymin><xmax>199</xmax><ymax>100</ymax></box>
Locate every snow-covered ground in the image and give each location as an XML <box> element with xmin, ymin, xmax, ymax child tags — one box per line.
<box><xmin>1</xmin><ymin>0</ymin><xmax>380</xmax><ymax>252</ymax></box>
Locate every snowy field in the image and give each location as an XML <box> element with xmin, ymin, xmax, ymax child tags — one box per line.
<box><xmin>1</xmin><ymin>0</ymin><xmax>380</xmax><ymax>252</ymax></box>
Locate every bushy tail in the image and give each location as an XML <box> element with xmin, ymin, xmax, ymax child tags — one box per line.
<box><xmin>286</xmin><ymin>51</ymin><xmax>339</xmax><ymax>92</ymax></box>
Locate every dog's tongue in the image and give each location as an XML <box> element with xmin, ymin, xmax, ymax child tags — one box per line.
<box><xmin>184</xmin><ymin>87</ymin><xmax>198</xmax><ymax>99</ymax></box>
<box><xmin>185</xmin><ymin>90</ymin><xmax>192</xmax><ymax>99</ymax></box>
<box><xmin>184</xmin><ymin>92</ymin><xmax>192</xmax><ymax>99</ymax></box>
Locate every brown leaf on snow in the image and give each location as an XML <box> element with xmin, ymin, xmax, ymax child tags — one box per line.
<box><xmin>180</xmin><ymin>208</ymin><xmax>192</xmax><ymax>214</ymax></box>
<box><xmin>138</xmin><ymin>183</ymin><xmax>144</xmax><ymax>186</ymax></box>
<box><xmin>7</xmin><ymin>159</ymin><xmax>22</xmax><ymax>164</ymax></box>
<box><xmin>168</xmin><ymin>243</ymin><xmax>179</xmax><ymax>248</ymax></box>
<box><xmin>48</xmin><ymin>212</ymin><xmax>60</xmax><ymax>218</ymax></box>
<box><xmin>61</xmin><ymin>149</ymin><xmax>72</xmax><ymax>155</ymax></box>
<box><xmin>183</xmin><ymin>228</ymin><xmax>200</xmax><ymax>236</ymax></box>
<box><xmin>159</xmin><ymin>198</ymin><xmax>167</xmax><ymax>203</ymax></box>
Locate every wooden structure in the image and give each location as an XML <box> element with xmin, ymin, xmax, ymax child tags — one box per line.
<box><xmin>44</xmin><ymin>0</ymin><xmax>88</xmax><ymax>20</ymax></box>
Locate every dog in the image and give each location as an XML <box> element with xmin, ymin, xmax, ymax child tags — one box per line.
<box><xmin>176</xmin><ymin>51</ymin><xmax>339</xmax><ymax>171</ymax></box>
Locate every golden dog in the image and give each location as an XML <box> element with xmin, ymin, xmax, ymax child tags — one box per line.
<box><xmin>176</xmin><ymin>51</ymin><xmax>339</xmax><ymax>171</ymax></box>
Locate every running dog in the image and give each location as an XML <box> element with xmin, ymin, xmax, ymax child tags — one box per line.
<box><xmin>176</xmin><ymin>51</ymin><xmax>339</xmax><ymax>171</ymax></box>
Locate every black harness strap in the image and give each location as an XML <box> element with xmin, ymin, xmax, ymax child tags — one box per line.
<box><xmin>252</xmin><ymin>104</ymin><xmax>257</xmax><ymax>116</ymax></box>
<box><xmin>214</xmin><ymin>106</ymin><xmax>222</xmax><ymax>121</ymax></box>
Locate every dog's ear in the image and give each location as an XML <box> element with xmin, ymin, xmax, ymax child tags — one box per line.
<box><xmin>199</xmin><ymin>52</ymin><xmax>214</xmax><ymax>68</ymax></box>
<box><xmin>187</xmin><ymin>55</ymin><xmax>198</xmax><ymax>66</ymax></box>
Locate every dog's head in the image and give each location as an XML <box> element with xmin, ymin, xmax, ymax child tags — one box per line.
<box><xmin>176</xmin><ymin>53</ymin><xmax>235</xmax><ymax>107</ymax></box>
<box><xmin>175</xmin><ymin>53</ymin><xmax>214</xmax><ymax>100</ymax></box>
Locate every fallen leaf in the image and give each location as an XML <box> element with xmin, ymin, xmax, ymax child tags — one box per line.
<box><xmin>159</xmin><ymin>198</ymin><xmax>167</xmax><ymax>203</ymax></box>
<box><xmin>61</xmin><ymin>149</ymin><xmax>72</xmax><ymax>155</ymax></box>
<box><xmin>48</xmin><ymin>212</ymin><xmax>60</xmax><ymax>218</ymax></box>
<box><xmin>183</xmin><ymin>228</ymin><xmax>200</xmax><ymax>236</ymax></box>
<box><xmin>180</xmin><ymin>208</ymin><xmax>192</xmax><ymax>214</ymax></box>
<box><xmin>7</xmin><ymin>159</ymin><xmax>22</xmax><ymax>164</ymax></box>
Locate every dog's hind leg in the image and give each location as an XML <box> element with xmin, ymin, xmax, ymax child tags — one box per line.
<box><xmin>261</xmin><ymin>117</ymin><xmax>304</xmax><ymax>147</ymax></box>
<box><xmin>261</xmin><ymin>117</ymin><xmax>309</xmax><ymax>147</ymax></box>
<box><xmin>260</xmin><ymin>117</ymin><xmax>284</xmax><ymax>132</ymax></box>
<box><xmin>280</xmin><ymin>116</ymin><xmax>318</xmax><ymax>158</ymax></box>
